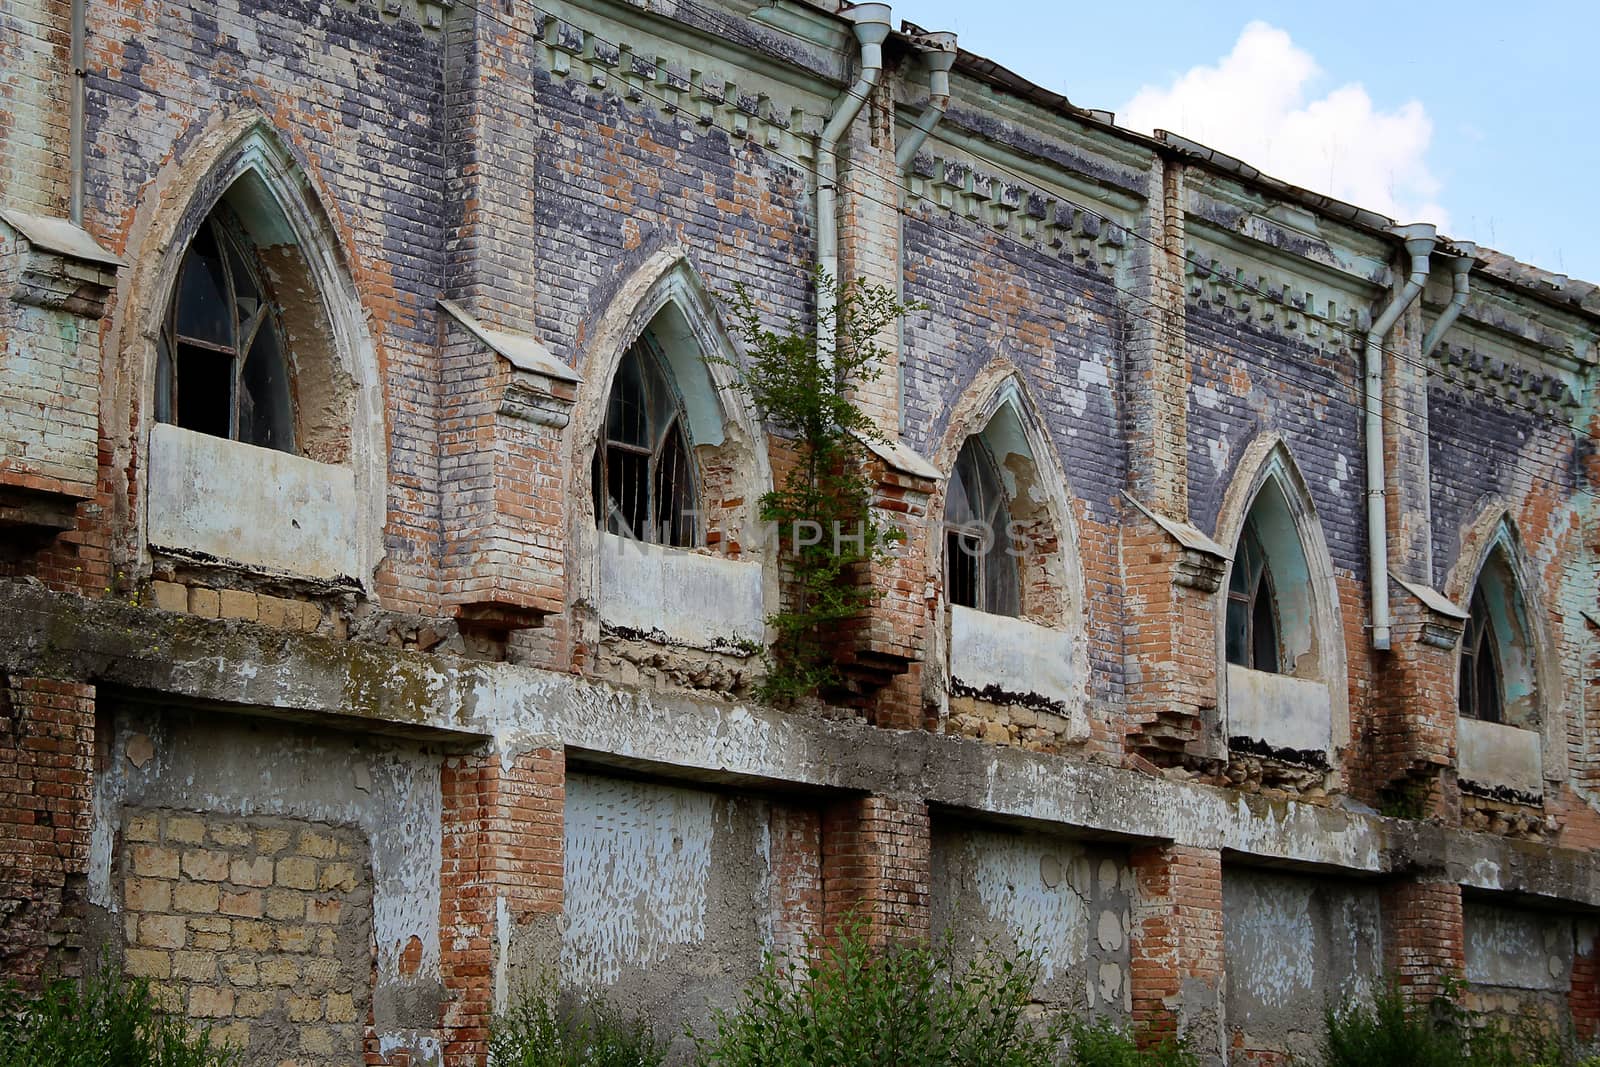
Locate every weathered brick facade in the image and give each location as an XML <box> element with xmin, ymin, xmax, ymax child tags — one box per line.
<box><xmin>1</xmin><ymin>0</ymin><xmax>1598</xmax><ymax>1062</ymax></box>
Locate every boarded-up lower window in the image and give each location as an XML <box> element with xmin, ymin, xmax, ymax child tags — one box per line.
<box><xmin>118</xmin><ymin>807</ymin><xmax>372</xmax><ymax>1065</ymax></box>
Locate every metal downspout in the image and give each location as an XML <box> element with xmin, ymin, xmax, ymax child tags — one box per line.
<box><xmin>894</xmin><ymin>33</ymin><xmax>956</xmax><ymax>174</ymax></box>
<box><xmin>1366</xmin><ymin>223</ymin><xmax>1436</xmax><ymax>650</ymax></box>
<box><xmin>817</xmin><ymin>2</ymin><xmax>892</xmax><ymax>367</ymax></box>
<box><xmin>893</xmin><ymin>31</ymin><xmax>956</xmax><ymax>434</ymax></box>
<box><xmin>68</xmin><ymin>0</ymin><xmax>86</xmax><ymax>224</ymax></box>
<box><xmin>1422</xmin><ymin>244</ymin><xmax>1476</xmax><ymax>358</ymax></box>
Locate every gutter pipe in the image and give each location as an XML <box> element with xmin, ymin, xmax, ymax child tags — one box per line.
<box><xmin>894</xmin><ymin>32</ymin><xmax>957</xmax><ymax>173</ymax></box>
<box><xmin>68</xmin><ymin>0</ymin><xmax>86</xmax><ymax>224</ymax></box>
<box><xmin>1366</xmin><ymin>223</ymin><xmax>1436</xmax><ymax>650</ymax></box>
<box><xmin>1422</xmin><ymin>243</ymin><xmax>1476</xmax><ymax>358</ymax></box>
<box><xmin>817</xmin><ymin>2</ymin><xmax>892</xmax><ymax>367</ymax></box>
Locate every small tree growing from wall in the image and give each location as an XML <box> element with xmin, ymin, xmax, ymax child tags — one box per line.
<box><xmin>712</xmin><ymin>273</ymin><xmax>919</xmax><ymax>703</ymax></box>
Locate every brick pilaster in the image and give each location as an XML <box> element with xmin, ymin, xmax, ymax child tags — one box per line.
<box><xmin>0</xmin><ymin>676</ymin><xmax>95</xmax><ymax>985</ymax></box>
<box><xmin>836</xmin><ymin>79</ymin><xmax>905</xmax><ymax>439</ymax></box>
<box><xmin>1120</xmin><ymin>156</ymin><xmax>1216</xmax><ymax>771</ymax></box>
<box><xmin>836</xmin><ymin>452</ymin><xmax>936</xmax><ymax>728</ymax></box>
<box><xmin>1362</xmin><ymin>596</ymin><xmax>1460</xmax><ymax>808</ymax></box>
<box><xmin>1122</xmin><ymin>521</ymin><xmax>1225</xmax><ymax>767</ymax></box>
<box><xmin>1571</xmin><ymin>921</ymin><xmax>1600</xmax><ymax>1042</ymax></box>
<box><xmin>438</xmin><ymin>747</ymin><xmax>564</xmax><ymax>1067</ymax></box>
<box><xmin>1383</xmin><ymin>282</ymin><xmax>1434</xmax><ymax>588</ymax></box>
<box><xmin>821</xmin><ymin>794</ymin><xmax>930</xmax><ymax>946</ymax></box>
<box><xmin>1381</xmin><ymin>878</ymin><xmax>1464</xmax><ymax>1000</ymax></box>
<box><xmin>1128</xmin><ymin>844</ymin><xmax>1225</xmax><ymax>1059</ymax></box>
<box><xmin>1126</xmin><ymin>154</ymin><xmax>1189</xmax><ymax>515</ymax></box>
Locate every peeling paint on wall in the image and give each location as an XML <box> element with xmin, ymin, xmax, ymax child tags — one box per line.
<box><xmin>1465</xmin><ymin>901</ymin><xmax>1572</xmax><ymax>993</ymax></box>
<box><xmin>1223</xmin><ymin>869</ymin><xmax>1382</xmax><ymax>1061</ymax></box>
<box><xmin>561</xmin><ymin>774</ymin><xmax>715</xmax><ymax>987</ymax></box>
<box><xmin>932</xmin><ymin>822</ymin><xmax>1130</xmax><ymax>1015</ymax></box>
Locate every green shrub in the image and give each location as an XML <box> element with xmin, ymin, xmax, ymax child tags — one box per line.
<box><xmin>1321</xmin><ymin>981</ymin><xmax>1467</xmax><ymax>1067</ymax></box>
<box><xmin>714</xmin><ymin>274</ymin><xmax>919</xmax><ymax>703</ymax></box>
<box><xmin>696</xmin><ymin>920</ymin><xmax>1063</xmax><ymax>1067</ymax></box>
<box><xmin>1322</xmin><ymin>979</ymin><xmax>1590</xmax><ymax>1067</ymax></box>
<box><xmin>489</xmin><ymin>983</ymin><xmax>665</xmax><ymax>1067</ymax></box>
<box><xmin>0</xmin><ymin>968</ymin><xmax>238</xmax><ymax>1067</ymax></box>
<box><xmin>1062</xmin><ymin>1017</ymin><xmax>1197</xmax><ymax>1067</ymax></box>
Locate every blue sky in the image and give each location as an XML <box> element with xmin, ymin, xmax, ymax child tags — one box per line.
<box><xmin>895</xmin><ymin>1</ymin><xmax>1600</xmax><ymax>283</ymax></box>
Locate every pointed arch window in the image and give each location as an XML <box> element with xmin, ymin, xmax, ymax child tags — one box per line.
<box><xmin>1226</xmin><ymin>518</ymin><xmax>1281</xmax><ymax>673</ymax></box>
<box><xmin>155</xmin><ymin>205</ymin><xmax>295</xmax><ymax>453</ymax></box>
<box><xmin>1458</xmin><ymin>588</ymin><xmax>1504</xmax><ymax>723</ymax></box>
<box><xmin>592</xmin><ymin>329</ymin><xmax>698</xmax><ymax>547</ymax></box>
<box><xmin>944</xmin><ymin>437</ymin><xmax>1019</xmax><ymax>617</ymax></box>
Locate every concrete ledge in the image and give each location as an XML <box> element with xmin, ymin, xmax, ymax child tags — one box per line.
<box><xmin>7</xmin><ymin>582</ymin><xmax>1600</xmax><ymax>907</ymax></box>
<box><xmin>148</xmin><ymin>423</ymin><xmax>360</xmax><ymax>582</ymax></box>
<box><xmin>1459</xmin><ymin>716</ymin><xmax>1543</xmax><ymax>799</ymax></box>
<box><xmin>949</xmin><ymin>605</ymin><xmax>1080</xmax><ymax>720</ymax></box>
<box><xmin>1226</xmin><ymin>664</ymin><xmax>1332</xmax><ymax>760</ymax></box>
<box><xmin>597</xmin><ymin>532</ymin><xmax>763</xmax><ymax>651</ymax></box>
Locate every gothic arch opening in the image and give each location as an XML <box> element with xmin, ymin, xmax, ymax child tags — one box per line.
<box><xmin>125</xmin><ymin>116</ymin><xmax>384</xmax><ymax>584</ymax></box>
<box><xmin>1448</xmin><ymin>513</ymin><xmax>1561</xmax><ymax>800</ymax></box>
<box><xmin>935</xmin><ymin>377</ymin><xmax>1079</xmax><ymax>629</ymax></box>
<box><xmin>1215</xmin><ymin>438</ymin><xmax>1348</xmax><ymax>763</ymax></box>
<box><xmin>569</xmin><ymin>250</ymin><xmax>773</xmax><ymax>662</ymax></box>
<box><xmin>931</xmin><ymin>366</ymin><xmax>1089</xmax><ymax>748</ymax></box>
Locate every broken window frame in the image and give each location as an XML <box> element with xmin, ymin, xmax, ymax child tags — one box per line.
<box><xmin>1458</xmin><ymin>588</ymin><xmax>1505</xmax><ymax>724</ymax></box>
<box><xmin>943</xmin><ymin>436</ymin><xmax>1020</xmax><ymax>617</ymax></box>
<box><xmin>591</xmin><ymin>330</ymin><xmax>699</xmax><ymax>547</ymax></box>
<box><xmin>154</xmin><ymin>208</ymin><xmax>297</xmax><ymax>454</ymax></box>
<box><xmin>1226</xmin><ymin>519</ymin><xmax>1282</xmax><ymax>673</ymax></box>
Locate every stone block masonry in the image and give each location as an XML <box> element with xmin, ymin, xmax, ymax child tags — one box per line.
<box><xmin>116</xmin><ymin>808</ymin><xmax>374</xmax><ymax>1066</ymax></box>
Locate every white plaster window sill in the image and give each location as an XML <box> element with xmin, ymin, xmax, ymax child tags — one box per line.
<box><xmin>597</xmin><ymin>531</ymin><xmax>764</xmax><ymax>652</ymax></box>
<box><xmin>948</xmin><ymin>604</ymin><xmax>1081</xmax><ymax>719</ymax></box>
<box><xmin>148</xmin><ymin>422</ymin><xmax>360</xmax><ymax>581</ymax></box>
<box><xmin>1458</xmin><ymin>716</ymin><xmax>1543</xmax><ymax>799</ymax></box>
<box><xmin>1226</xmin><ymin>663</ymin><xmax>1332</xmax><ymax>761</ymax></box>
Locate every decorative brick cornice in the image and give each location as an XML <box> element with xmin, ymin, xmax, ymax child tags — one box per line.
<box><xmin>1430</xmin><ymin>340</ymin><xmax>1584</xmax><ymax>420</ymax></box>
<box><xmin>532</xmin><ymin>13</ymin><xmax>826</xmax><ymax>172</ymax></box>
<box><xmin>1184</xmin><ymin>242</ymin><xmax>1371</xmax><ymax>354</ymax></box>
<box><xmin>902</xmin><ymin>148</ymin><xmax>1130</xmax><ymax>273</ymax></box>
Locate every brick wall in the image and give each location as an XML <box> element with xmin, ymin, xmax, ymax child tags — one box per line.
<box><xmin>1128</xmin><ymin>844</ymin><xmax>1224</xmax><ymax>1054</ymax></box>
<box><xmin>902</xmin><ymin>213</ymin><xmax>1127</xmax><ymax>706</ymax></box>
<box><xmin>821</xmin><ymin>794</ymin><xmax>931</xmax><ymax>946</ymax></box>
<box><xmin>0</xmin><ymin>0</ymin><xmax>69</xmax><ymax>216</ymax></box>
<box><xmin>0</xmin><ymin>676</ymin><xmax>94</xmax><ymax>984</ymax></box>
<box><xmin>439</xmin><ymin>747</ymin><xmax>564</xmax><ymax>1067</ymax></box>
<box><xmin>1572</xmin><ymin>922</ymin><xmax>1600</xmax><ymax>1042</ymax></box>
<box><xmin>1</xmin><ymin>0</ymin><xmax>1598</xmax><ymax>1059</ymax></box>
<box><xmin>1382</xmin><ymin>879</ymin><xmax>1465</xmax><ymax>999</ymax></box>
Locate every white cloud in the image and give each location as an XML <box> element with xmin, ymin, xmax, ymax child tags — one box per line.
<box><xmin>1120</xmin><ymin>22</ymin><xmax>1448</xmax><ymax>228</ymax></box>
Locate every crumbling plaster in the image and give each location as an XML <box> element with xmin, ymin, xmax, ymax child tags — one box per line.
<box><xmin>14</xmin><ymin>581</ymin><xmax>1600</xmax><ymax>908</ymax></box>
<box><xmin>559</xmin><ymin>773</ymin><xmax>791</xmax><ymax>1053</ymax></box>
<box><xmin>931</xmin><ymin>821</ymin><xmax>1133</xmax><ymax>1016</ymax></box>
<box><xmin>1223</xmin><ymin>869</ymin><xmax>1383</xmax><ymax>1063</ymax></box>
